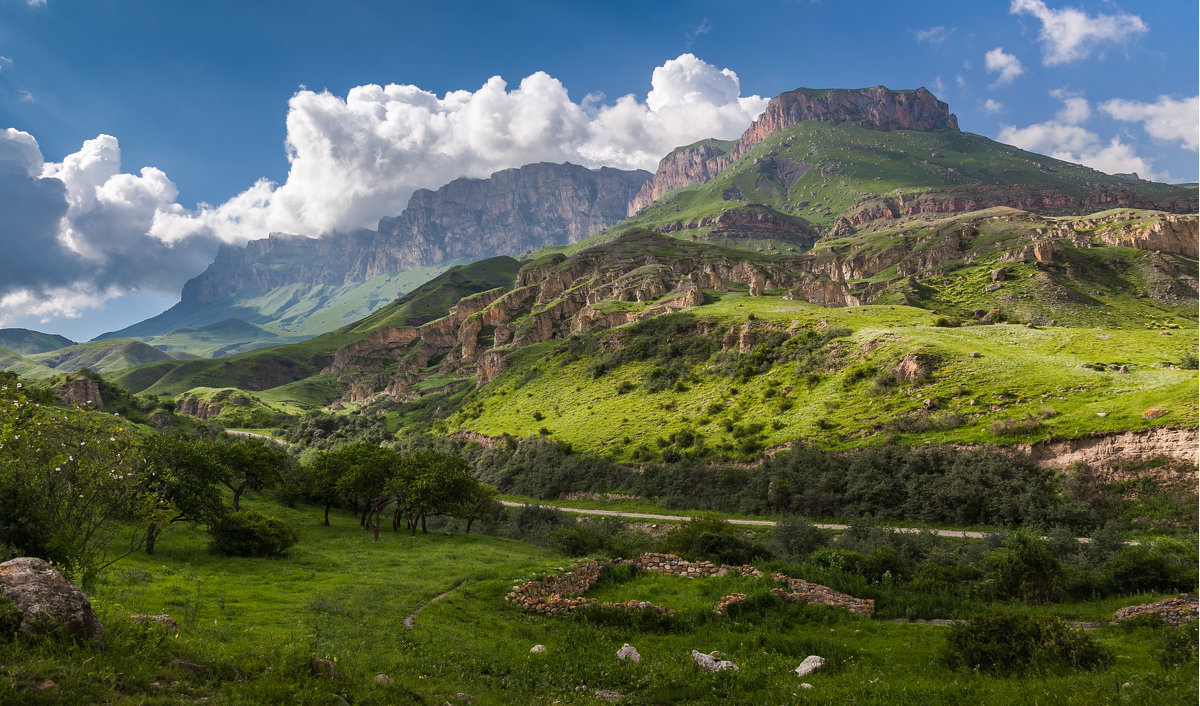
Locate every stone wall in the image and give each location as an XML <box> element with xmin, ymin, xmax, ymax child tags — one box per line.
<box><xmin>630</xmin><ymin>553</ymin><xmax>763</xmax><ymax>579</ymax></box>
<box><xmin>506</xmin><ymin>554</ymin><xmax>873</xmax><ymax>618</ymax></box>
<box><xmin>1112</xmin><ymin>594</ymin><xmax>1197</xmax><ymax>626</ymax></box>
<box><xmin>772</xmin><ymin>574</ymin><xmax>876</xmax><ymax>617</ymax></box>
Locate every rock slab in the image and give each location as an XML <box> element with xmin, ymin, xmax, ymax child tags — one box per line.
<box><xmin>794</xmin><ymin>655</ymin><xmax>827</xmax><ymax>676</ymax></box>
<box><xmin>692</xmin><ymin>650</ymin><xmax>738</xmax><ymax>672</ymax></box>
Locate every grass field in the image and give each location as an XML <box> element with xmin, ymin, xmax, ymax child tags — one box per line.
<box><xmin>3</xmin><ymin>493</ymin><xmax>1195</xmax><ymax>704</ymax></box>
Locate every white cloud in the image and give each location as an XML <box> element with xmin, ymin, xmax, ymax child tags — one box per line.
<box><xmin>0</xmin><ymin>56</ymin><xmax>12</xmax><ymax>71</ymax></box>
<box><xmin>155</xmin><ymin>53</ymin><xmax>767</xmax><ymax>242</ymax></box>
<box><xmin>985</xmin><ymin>47</ymin><xmax>1025</xmax><ymax>87</ymax></box>
<box><xmin>1101</xmin><ymin>95</ymin><xmax>1199</xmax><ymax>151</ymax></box>
<box><xmin>27</xmin><ymin>0</ymin><xmax>47</xmax><ymax>7</ymax></box>
<box><xmin>1</xmin><ymin>54</ymin><xmax>769</xmax><ymax>326</ymax></box>
<box><xmin>912</xmin><ymin>26</ymin><xmax>954</xmax><ymax>44</ymax></box>
<box><xmin>998</xmin><ymin>92</ymin><xmax>1162</xmax><ymax>180</ymax></box>
<box><xmin>982</xmin><ymin>99</ymin><xmax>1004</xmax><ymax>114</ymax></box>
<box><xmin>17</xmin><ymin>90</ymin><xmax>34</xmax><ymax>103</ymax></box>
<box><xmin>1010</xmin><ymin>0</ymin><xmax>1148</xmax><ymax>65</ymax></box>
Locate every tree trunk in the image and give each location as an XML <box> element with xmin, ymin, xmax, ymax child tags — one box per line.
<box><xmin>230</xmin><ymin>479</ymin><xmax>248</xmax><ymax>511</ymax></box>
<box><xmin>421</xmin><ymin>515</ymin><xmax>427</xmax><ymax>534</ymax></box>
<box><xmin>145</xmin><ymin>526</ymin><xmax>160</xmax><ymax>555</ymax></box>
<box><xmin>323</xmin><ymin>502</ymin><xmax>331</xmax><ymax>526</ymax></box>
<box><xmin>465</xmin><ymin>517</ymin><xmax>474</xmax><ymax>535</ymax></box>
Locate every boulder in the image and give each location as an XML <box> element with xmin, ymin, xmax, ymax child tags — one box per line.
<box><xmin>530</xmin><ymin>644</ymin><xmax>546</xmax><ymax>654</ymax></box>
<box><xmin>990</xmin><ymin>267</ymin><xmax>1007</xmax><ymax>282</ymax></box>
<box><xmin>311</xmin><ymin>658</ymin><xmax>339</xmax><ymax>679</ymax></box>
<box><xmin>373</xmin><ymin>674</ymin><xmax>394</xmax><ymax>685</ymax></box>
<box><xmin>0</xmin><ymin>557</ymin><xmax>104</xmax><ymax>645</ymax></box>
<box><xmin>692</xmin><ymin>650</ymin><xmax>738</xmax><ymax>672</ymax></box>
<box><xmin>616</xmin><ymin>643</ymin><xmax>640</xmax><ymax>662</ymax></box>
<box><xmin>794</xmin><ymin>655</ymin><xmax>827</xmax><ymax>676</ymax></box>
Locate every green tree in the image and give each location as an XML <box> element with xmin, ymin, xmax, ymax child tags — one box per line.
<box><xmin>394</xmin><ymin>451</ymin><xmax>474</xmax><ymax>537</ymax></box>
<box><xmin>212</xmin><ymin>436</ymin><xmax>291</xmax><ymax>511</ymax></box>
<box><xmin>455</xmin><ymin>482</ymin><xmax>501</xmax><ymax>534</ymax></box>
<box><xmin>137</xmin><ymin>435</ymin><xmax>226</xmax><ymax>554</ymax></box>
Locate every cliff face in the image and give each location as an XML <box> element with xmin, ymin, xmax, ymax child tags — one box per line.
<box><xmin>181</xmin><ymin>163</ymin><xmax>650</xmax><ymax>304</ymax></box>
<box><xmin>629</xmin><ymin>86</ymin><xmax>956</xmax><ymax>216</ymax></box>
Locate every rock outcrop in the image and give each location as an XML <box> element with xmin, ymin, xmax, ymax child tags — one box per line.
<box><xmin>628</xmin><ymin>140</ymin><xmax>735</xmax><ymax>215</ymax></box>
<box><xmin>1022</xmin><ymin>426</ymin><xmax>1199</xmax><ymax>473</ymax></box>
<box><xmin>1112</xmin><ymin>595</ymin><xmax>1197</xmax><ymax>626</ymax></box>
<box><xmin>0</xmin><ymin>557</ymin><xmax>104</xmax><ymax>645</ymax></box>
<box><xmin>181</xmin><ymin>163</ymin><xmax>650</xmax><ymax>304</ymax></box>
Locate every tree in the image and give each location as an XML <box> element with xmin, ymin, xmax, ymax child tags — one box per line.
<box><xmin>455</xmin><ymin>482</ymin><xmax>501</xmax><ymax>534</ymax></box>
<box><xmin>137</xmin><ymin>435</ymin><xmax>226</xmax><ymax>554</ymax></box>
<box><xmin>332</xmin><ymin>443</ymin><xmax>400</xmax><ymax>534</ymax></box>
<box><xmin>394</xmin><ymin>451</ymin><xmax>474</xmax><ymax>537</ymax></box>
<box><xmin>212</xmin><ymin>436</ymin><xmax>291</xmax><ymax>511</ymax></box>
<box><xmin>0</xmin><ymin>373</ymin><xmax>151</xmax><ymax>585</ymax></box>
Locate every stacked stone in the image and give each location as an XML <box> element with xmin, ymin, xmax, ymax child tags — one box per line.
<box><xmin>1112</xmin><ymin>594</ymin><xmax>1198</xmax><ymax>626</ymax></box>
<box><xmin>506</xmin><ymin>559</ymin><xmax>608</xmax><ymax>602</ymax></box>
<box><xmin>631</xmin><ymin>553</ymin><xmax>764</xmax><ymax>579</ymax></box>
<box><xmin>714</xmin><ymin>593</ymin><xmax>747</xmax><ymax>615</ymax></box>
<box><xmin>771</xmin><ymin>573</ymin><xmax>875</xmax><ymax>617</ymax></box>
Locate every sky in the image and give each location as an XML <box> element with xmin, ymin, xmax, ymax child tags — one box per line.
<box><xmin>0</xmin><ymin>0</ymin><xmax>1196</xmax><ymax>341</ymax></box>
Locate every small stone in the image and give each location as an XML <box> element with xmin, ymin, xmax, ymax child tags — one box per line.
<box><xmin>32</xmin><ymin>680</ymin><xmax>58</xmax><ymax>692</ymax></box>
<box><xmin>374</xmin><ymin>674</ymin><xmax>394</xmax><ymax>684</ymax></box>
<box><xmin>1122</xmin><ymin>683</ymin><xmax>1132</xmax><ymax>689</ymax></box>
<box><xmin>456</xmin><ymin>694</ymin><xmax>474</xmax><ymax>702</ymax></box>
<box><xmin>801</xmin><ymin>683</ymin><xmax>814</xmax><ymax>689</ymax></box>
<box><xmin>692</xmin><ymin>649</ymin><xmax>738</xmax><ymax>672</ymax></box>
<box><xmin>969</xmin><ymin>352</ymin><xmax>982</xmax><ymax>358</ymax></box>
<box><xmin>1096</xmin><ymin>412</ymin><xmax>1107</xmax><ymax>417</ymax></box>
<box><xmin>530</xmin><ymin>644</ymin><xmax>546</xmax><ymax>654</ymax></box>
<box><xmin>616</xmin><ymin>643</ymin><xmax>640</xmax><ymax>662</ymax></box>
<box><xmin>922</xmin><ymin>399</ymin><xmax>934</xmax><ymax>410</ymax></box>
<box><xmin>1118</xmin><ymin>365</ymin><xmax>1129</xmax><ymax>374</ymax></box>
<box><xmin>985</xmin><ymin>283</ymin><xmax>1002</xmax><ymax>292</ymax></box>
<box><xmin>794</xmin><ymin>655</ymin><xmax>827</xmax><ymax>676</ymax></box>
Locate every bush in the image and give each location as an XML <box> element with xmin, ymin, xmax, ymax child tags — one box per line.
<box><xmin>208</xmin><ymin>510</ymin><xmax>298</xmax><ymax>557</ymax></box>
<box><xmin>982</xmin><ymin>532</ymin><xmax>1062</xmax><ymax>603</ymax></box>
<box><xmin>942</xmin><ymin>610</ymin><xmax>1112</xmax><ymax>674</ymax></box>
<box><xmin>770</xmin><ymin>516</ymin><xmax>829</xmax><ymax>562</ymax></box>
<box><xmin>550</xmin><ymin>526</ymin><xmax>606</xmax><ymax>557</ymax></box>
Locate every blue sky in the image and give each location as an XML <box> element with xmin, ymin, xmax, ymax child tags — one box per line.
<box><xmin>0</xmin><ymin>0</ymin><xmax>1196</xmax><ymax>340</ymax></box>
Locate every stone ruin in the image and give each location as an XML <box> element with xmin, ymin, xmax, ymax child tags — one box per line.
<box><xmin>1112</xmin><ymin>594</ymin><xmax>1198</xmax><ymax>626</ymax></box>
<box><xmin>505</xmin><ymin>553</ymin><xmax>874</xmax><ymax>618</ymax></box>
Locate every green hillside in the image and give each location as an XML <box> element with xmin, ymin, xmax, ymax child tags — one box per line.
<box><xmin>582</xmin><ymin>122</ymin><xmax>1191</xmax><ymax>254</ymax></box>
<box><xmin>0</xmin><ymin>338</ymin><xmax>181</xmax><ymax>379</ymax></box>
<box><xmin>0</xmin><ymin>327</ymin><xmax>74</xmax><ymax>354</ymax></box>
<box><xmin>97</xmin><ymin>265</ymin><xmax>465</xmax><ymax>356</ymax></box>
<box><xmin>108</xmin><ymin>257</ymin><xmax>524</xmax><ymax>401</ymax></box>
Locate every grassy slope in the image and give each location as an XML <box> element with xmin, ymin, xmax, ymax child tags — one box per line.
<box><xmin>0</xmin><ymin>327</ymin><xmax>74</xmax><ymax>354</ymax></box>
<box><xmin>0</xmin><ymin>339</ymin><xmax>180</xmax><ymax>379</ymax></box>
<box><xmin>4</xmin><ymin>497</ymin><xmax>1191</xmax><ymax>704</ymax></box>
<box><xmin>107</xmin><ymin>257</ymin><xmax>523</xmax><ymax>405</ymax></box>
<box><xmin>448</xmin><ymin>294</ymin><xmax>1197</xmax><ymax>463</ymax></box>
<box><xmin>100</xmin><ymin>265</ymin><xmax>465</xmax><ymax>357</ymax></box>
<box><xmin>562</xmin><ymin>122</ymin><xmax>1190</xmax><ymax>257</ymax></box>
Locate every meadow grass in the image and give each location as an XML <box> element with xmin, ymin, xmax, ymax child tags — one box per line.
<box><xmin>3</xmin><ymin>494</ymin><xmax>1195</xmax><ymax>704</ymax></box>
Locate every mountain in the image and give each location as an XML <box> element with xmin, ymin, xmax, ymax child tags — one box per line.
<box><xmin>620</xmin><ymin>86</ymin><xmax>1192</xmax><ymax>242</ymax></box>
<box><xmin>100</xmin><ymin>83</ymin><xmax>1198</xmax><ymax>465</ymax></box>
<box><xmin>0</xmin><ymin>328</ymin><xmax>75</xmax><ymax>355</ymax></box>
<box><xmin>99</xmin><ymin>162</ymin><xmax>650</xmax><ymax>355</ymax></box>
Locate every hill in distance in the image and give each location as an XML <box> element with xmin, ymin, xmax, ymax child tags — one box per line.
<box><xmin>0</xmin><ymin>328</ymin><xmax>74</xmax><ymax>354</ymax></box>
<box><xmin>1</xmin><ymin>338</ymin><xmax>186</xmax><ymax>379</ymax></box>
<box><xmin>98</xmin><ymin>162</ymin><xmax>650</xmax><ymax>357</ymax></box>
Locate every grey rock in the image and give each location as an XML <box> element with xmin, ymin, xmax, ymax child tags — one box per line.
<box><xmin>616</xmin><ymin>643</ymin><xmax>640</xmax><ymax>662</ymax></box>
<box><xmin>794</xmin><ymin>655</ymin><xmax>827</xmax><ymax>676</ymax></box>
<box><xmin>0</xmin><ymin>557</ymin><xmax>103</xmax><ymax>646</ymax></box>
<box><xmin>692</xmin><ymin>649</ymin><xmax>738</xmax><ymax>672</ymax></box>
<box><xmin>530</xmin><ymin>644</ymin><xmax>546</xmax><ymax>654</ymax></box>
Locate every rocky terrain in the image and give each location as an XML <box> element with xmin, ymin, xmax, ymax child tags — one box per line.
<box><xmin>181</xmin><ymin>163</ymin><xmax>649</xmax><ymax>305</ymax></box>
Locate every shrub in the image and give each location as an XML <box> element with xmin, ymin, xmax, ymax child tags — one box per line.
<box><xmin>1152</xmin><ymin>621</ymin><xmax>1199</xmax><ymax>670</ymax></box>
<box><xmin>982</xmin><ymin>532</ymin><xmax>1062</xmax><ymax>603</ymax></box>
<box><xmin>770</xmin><ymin>516</ymin><xmax>830</xmax><ymax>562</ymax></box>
<box><xmin>506</xmin><ymin>504</ymin><xmax>568</xmax><ymax>546</ymax></box>
<box><xmin>208</xmin><ymin>510</ymin><xmax>298</xmax><ymax>558</ymax></box>
<box><xmin>550</xmin><ymin>525</ymin><xmax>607</xmax><ymax>557</ymax></box>
<box><xmin>1179</xmin><ymin>352</ymin><xmax>1199</xmax><ymax>370</ymax></box>
<box><xmin>942</xmin><ymin>610</ymin><xmax>1112</xmax><ymax>674</ymax></box>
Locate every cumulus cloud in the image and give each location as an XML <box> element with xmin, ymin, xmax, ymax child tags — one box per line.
<box><xmin>997</xmin><ymin>92</ymin><xmax>1161</xmax><ymax>180</ymax></box>
<box><xmin>0</xmin><ymin>129</ymin><xmax>222</xmax><ymax>327</ymax></box>
<box><xmin>1101</xmin><ymin>95</ymin><xmax>1199</xmax><ymax>151</ymax></box>
<box><xmin>1010</xmin><ymin>0</ymin><xmax>1148</xmax><ymax>65</ymax></box>
<box><xmin>2</xmin><ymin>54</ymin><xmax>768</xmax><ymax>327</ymax></box>
<box><xmin>985</xmin><ymin>47</ymin><xmax>1025</xmax><ymax>87</ymax></box>
<box><xmin>154</xmin><ymin>53</ymin><xmax>767</xmax><ymax>242</ymax></box>
<box><xmin>982</xmin><ymin>99</ymin><xmax>1004</xmax><ymax>114</ymax></box>
<box><xmin>912</xmin><ymin>26</ymin><xmax>954</xmax><ymax>45</ymax></box>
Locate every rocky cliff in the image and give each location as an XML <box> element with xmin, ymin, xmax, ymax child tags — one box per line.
<box><xmin>181</xmin><ymin>163</ymin><xmax>650</xmax><ymax>304</ymax></box>
<box><xmin>629</xmin><ymin>86</ymin><xmax>956</xmax><ymax>216</ymax></box>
